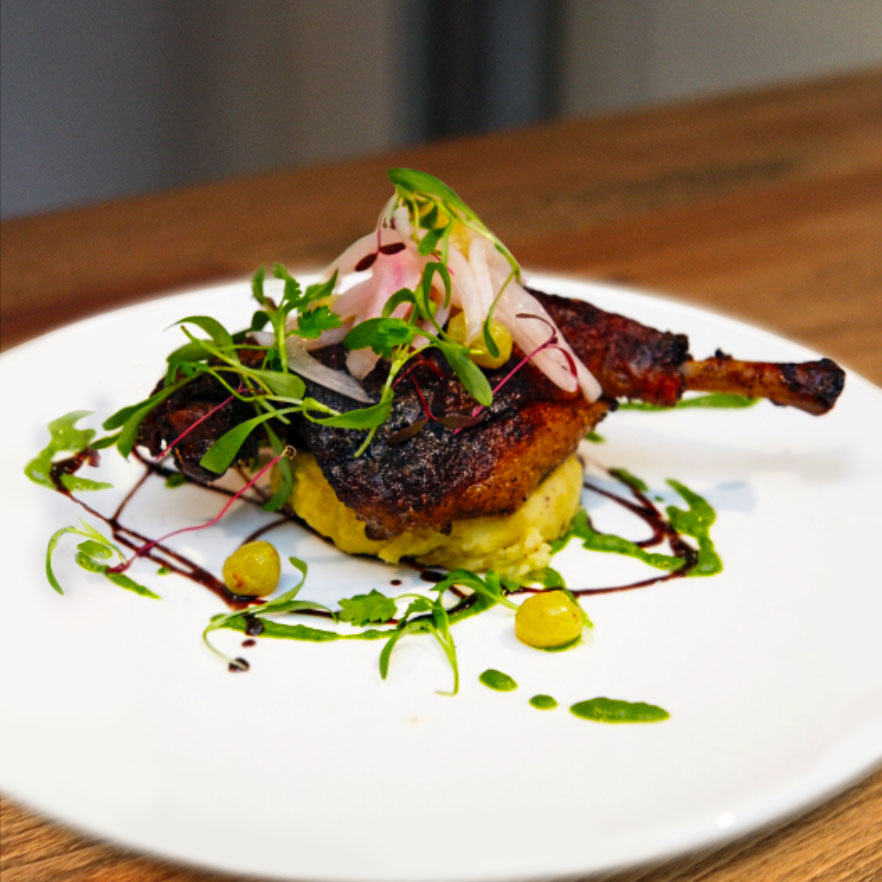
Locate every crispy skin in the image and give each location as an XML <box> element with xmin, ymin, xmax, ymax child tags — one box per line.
<box><xmin>291</xmin><ymin>350</ymin><xmax>606</xmax><ymax>539</ymax></box>
<box><xmin>534</xmin><ymin>290</ymin><xmax>845</xmax><ymax>414</ymax></box>
<box><xmin>136</xmin><ymin>289</ymin><xmax>844</xmax><ymax>537</ymax></box>
<box><xmin>138</xmin><ymin>370</ymin><xmax>260</xmax><ymax>482</ymax></box>
<box><xmin>534</xmin><ymin>290</ymin><xmax>690</xmax><ymax>406</ymax></box>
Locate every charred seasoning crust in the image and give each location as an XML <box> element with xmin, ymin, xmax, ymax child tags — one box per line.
<box><xmin>137</xmin><ymin>369</ymin><xmax>262</xmax><ymax>483</ymax></box>
<box><xmin>294</xmin><ymin>348</ymin><xmax>607</xmax><ymax>539</ymax></box>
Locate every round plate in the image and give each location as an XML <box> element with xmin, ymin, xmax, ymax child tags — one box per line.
<box><xmin>1</xmin><ymin>274</ymin><xmax>880</xmax><ymax>882</ymax></box>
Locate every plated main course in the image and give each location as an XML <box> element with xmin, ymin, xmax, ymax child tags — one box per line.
<box><xmin>26</xmin><ymin>170</ymin><xmax>845</xmax><ymax>712</ymax></box>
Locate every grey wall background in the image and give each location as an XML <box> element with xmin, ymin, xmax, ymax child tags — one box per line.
<box><xmin>2</xmin><ymin>0</ymin><xmax>881</xmax><ymax>219</ymax></box>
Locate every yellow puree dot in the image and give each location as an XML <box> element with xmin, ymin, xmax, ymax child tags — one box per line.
<box><xmin>222</xmin><ymin>541</ymin><xmax>281</xmax><ymax>597</ymax></box>
<box><xmin>515</xmin><ymin>590</ymin><xmax>584</xmax><ymax>649</ymax></box>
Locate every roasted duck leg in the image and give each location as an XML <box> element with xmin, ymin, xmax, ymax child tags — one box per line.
<box><xmin>534</xmin><ymin>291</ymin><xmax>844</xmax><ymax>415</ymax></box>
<box><xmin>138</xmin><ymin>290</ymin><xmax>845</xmax><ymax>538</ymax></box>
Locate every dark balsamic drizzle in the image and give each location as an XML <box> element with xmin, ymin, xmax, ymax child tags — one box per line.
<box><xmin>243</xmin><ymin>614</ymin><xmax>265</xmax><ymax>636</ymax></box>
<box><xmin>51</xmin><ymin>447</ymin><xmax>705</xmax><ymax>633</ymax></box>
<box><xmin>241</xmin><ymin>516</ymin><xmax>290</xmax><ymax>546</ymax></box>
<box><xmin>556</xmin><ymin>478</ymin><xmax>698</xmax><ymax>597</ymax></box>
<box><xmin>50</xmin><ymin>451</ymin><xmax>275</xmax><ymax>610</ymax></box>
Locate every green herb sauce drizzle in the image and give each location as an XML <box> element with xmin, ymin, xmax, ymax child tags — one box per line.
<box><xmin>619</xmin><ymin>393</ymin><xmax>758</xmax><ymax>411</ymax></box>
<box><xmin>553</xmin><ymin>471</ymin><xmax>722</xmax><ymax>583</ymax></box>
<box><xmin>570</xmin><ymin>697</ymin><xmax>669</xmax><ymax>723</ymax></box>
<box><xmin>479</xmin><ymin>669</ymin><xmax>518</xmax><ymax>691</ymax></box>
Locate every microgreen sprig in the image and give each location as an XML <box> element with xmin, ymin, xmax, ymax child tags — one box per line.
<box><xmin>24</xmin><ymin>411</ymin><xmax>115</xmax><ymax>492</ymax></box>
<box><xmin>45</xmin><ymin>520</ymin><xmax>158</xmax><ymax>598</ymax></box>
<box><xmin>388</xmin><ymin>168</ymin><xmax>521</xmax><ymax>360</ymax></box>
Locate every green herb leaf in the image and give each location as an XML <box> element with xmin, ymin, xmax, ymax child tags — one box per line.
<box><xmin>25</xmin><ymin>411</ymin><xmax>97</xmax><ymax>489</ymax></box>
<box><xmin>440</xmin><ymin>344</ymin><xmax>493</xmax><ymax>406</ymax></box>
<box><xmin>45</xmin><ymin>521</ymin><xmax>158</xmax><ymax>599</ymax></box>
<box><xmin>379</xmin><ymin>624</ymin><xmax>412</xmax><ymax>679</ymax></box>
<box><xmin>252</xmin><ymin>266</ymin><xmax>268</xmax><ymax>306</ymax></box>
<box><xmin>104</xmin><ymin>376</ymin><xmax>192</xmax><ymax>456</ymax></box>
<box><xmin>428</xmin><ymin>598</ymin><xmax>459</xmax><ymax>695</ymax></box>
<box><xmin>74</xmin><ymin>551</ymin><xmax>159</xmax><ymax>599</ymax></box>
<box><xmin>59</xmin><ymin>474</ymin><xmax>113</xmax><ymax>493</ymax></box>
<box><xmin>303</xmin><ymin>396</ymin><xmax>392</xmax><ymax>431</ymax></box>
<box><xmin>387</xmin><ymin>168</ymin><xmax>521</xmax><ymax>282</ymax></box>
<box><xmin>435</xmin><ymin>569</ymin><xmax>518</xmax><ymax>610</ymax></box>
<box><xmin>381</xmin><ymin>287</ymin><xmax>419</xmax><ymax>318</ymax></box>
<box><xmin>387</xmin><ymin>168</ymin><xmax>473</xmax><ymax>218</ymax></box>
<box><xmin>295</xmin><ymin>305</ymin><xmax>342</xmax><ymax>339</ymax></box>
<box><xmin>417</xmin><ymin>224</ymin><xmax>447</xmax><ymax>256</ymax></box>
<box><xmin>261</xmin><ymin>424</ymin><xmax>294</xmax><ymax>512</ymax></box>
<box><xmin>165</xmin><ymin>340</ymin><xmax>212</xmax><ymax>384</ymax></box>
<box><xmin>198</xmin><ymin>405</ymin><xmax>301</xmax><ymax>474</ymax></box>
<box><xmin>401</xmin><ymin>596</ymin><xmax>433</xmax><ymax>619</ymax></box>
<box><xmin>248</xmin><ymin>369</ymin><xmax>306</xmax><ymax>401</ymax></box>
<box><xmin>173</xmin><ymin>315</ymin><xmax>235</xmax><ymax>352</ymax></box>
<box><xmin>338</xmin><ymin>589</ymin><xmax>397</xmax><ymax>626</ymax></box>
<box><xmin>344</xmin><ymin>317</ymin><xmax>416</xmax><ymax>358</ymax></box>
<box><xmin>302</xmin><ymin>274</ymin><xmax>338</xmax><ymax>306</ymax></box>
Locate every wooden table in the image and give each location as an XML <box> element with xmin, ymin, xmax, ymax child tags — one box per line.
<box><xmin>2</xmin><ymin>69</ymin><xmax>881</xmax><ymax>882</ymax></box>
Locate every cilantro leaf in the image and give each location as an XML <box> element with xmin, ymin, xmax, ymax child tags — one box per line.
<box><xmin>295</xmin><ymin>305</ymin><xmax>342</xmax><ymax>339</ymax></box>
<box><xmin>338</xmin><ymin>589</ymin><xmax>397</xmax><ymax>626</ymax></box>
<box><xmin>344</xmin><ymin>317</ymin><xmax>416</xmax><ymax>358</ymax></box>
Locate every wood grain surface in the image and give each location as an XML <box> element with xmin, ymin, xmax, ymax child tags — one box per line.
<box><xmin>2</xmin><ymin>69</ymin><xmax>881</xmax><ymax>882</ymax></box>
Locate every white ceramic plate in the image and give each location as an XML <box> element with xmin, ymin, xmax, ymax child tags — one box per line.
<box><xmin>1</xmin><ymin>275</ymin><xmax>881</xmax><ymax>882</ymax></box>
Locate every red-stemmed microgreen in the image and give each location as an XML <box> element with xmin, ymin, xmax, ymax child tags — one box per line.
<box><xmin>45</xmin><ymin>520</ymin><xmax>157</xmax><ymax>599</ymax></box>
<box><xmin>453</xmin><ymin>313</ymin><xmax>578</xmax><ymax>434</ymax></box>
<box><xmin>108</xmin><ymin>447</ymin><xmax>295</xmax><ymax>575</ymax></box>
<box><xmin>152</xmin><ymin>392</ymin><xmax>236</xmax><ymax>464</ymax></box>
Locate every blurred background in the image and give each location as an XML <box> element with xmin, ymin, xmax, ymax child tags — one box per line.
<box><xmin>2</xmin><ymin>0</ymin><xmax>881</xmax><ymax>220</ymax></box>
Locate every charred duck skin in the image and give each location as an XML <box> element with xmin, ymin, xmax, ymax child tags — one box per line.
<box><xmin>291</xmin><ymin>348</ymin><xmax>606</xmax><ymax>539</ymax></box>
<box><xmin>137</xmin><ymin>291</ymin><xmax>845</xmax><ymax>538</ymax></box>
<box><xmin>533</xmin><ymin>290</ymin><xmax>845</xmax><ymax>415</ymax></box>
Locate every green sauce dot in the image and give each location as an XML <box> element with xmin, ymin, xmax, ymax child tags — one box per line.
<box><xmin>479</xmin><ymin>668</ymin><xmax>517</xmax><ymax>691</ymax></box>
<box><xmin>529</xmin><ymin>694</ymin><xmax>557</xmax><ymax>710</ymax></box>
<box><xmin>570</xmin><ymin>697</ymin><xmax>669</xmax><ymax>723</ymax></box>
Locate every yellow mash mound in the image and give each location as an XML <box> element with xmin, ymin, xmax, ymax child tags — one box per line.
<box><xmin>287</xmin><ymin>454</ymin><xmax>582</xmax><ymax>580</ymax></box>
